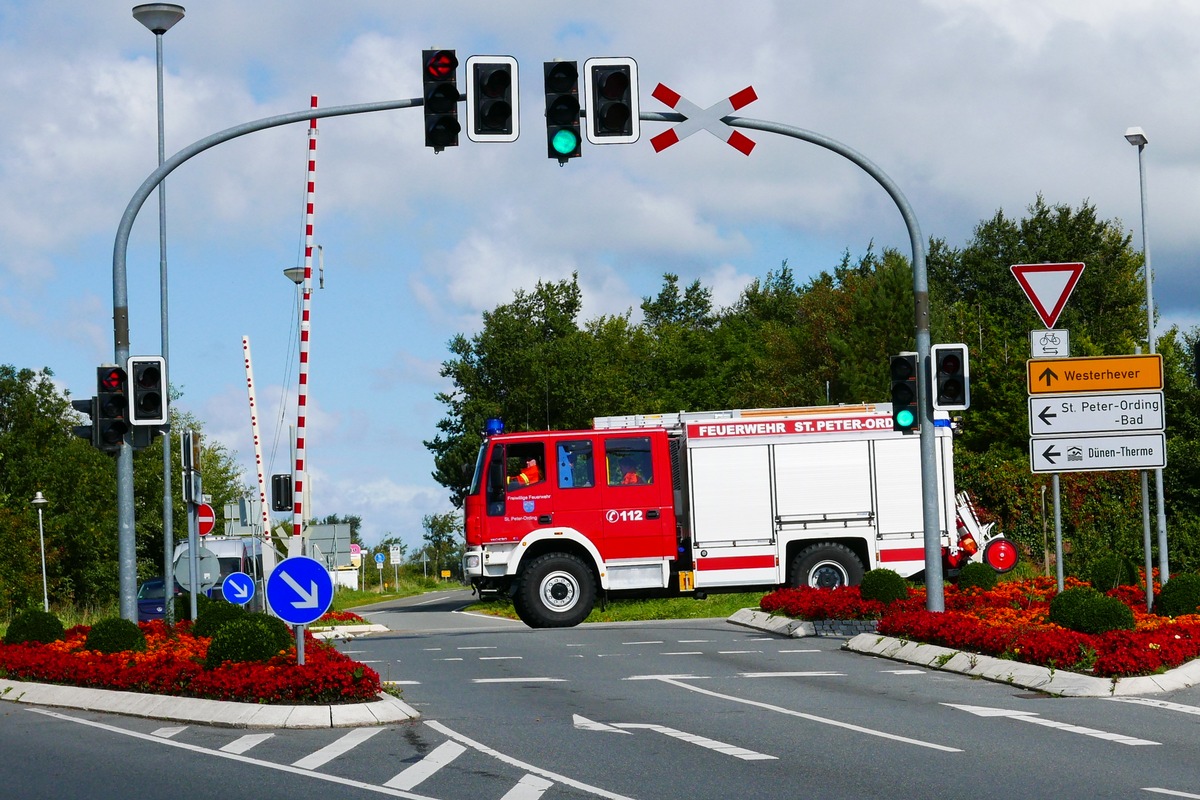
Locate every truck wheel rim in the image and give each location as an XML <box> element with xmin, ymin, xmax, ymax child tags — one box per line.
<box><xmin>808</xmin><ymin>560</ymin><xmax>849</xmax><ymax>589</ymax></box>
<box><xmin>540</xmin><ymin>570</ymin><xmax>579</xmax><ymax>611</ymax></box>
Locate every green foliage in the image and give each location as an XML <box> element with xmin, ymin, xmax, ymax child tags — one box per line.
<box><xmin>84</xmin><ymin>617</ymin><xmax>146</xmax><ymax>654</ymax></box>
<box><xmin>203</xmin><ymin>613</ymin><xmax>294</xmax><ymax>668</ymax></box>
<box><xmin>3</xmin><ymin>608</ymin><xmax>64</xmax><ymax>645</ymax></box>
<box><xmin>859</xmin><ymin>568</ymin><xmax>909</xmax><ymax>604</ymax></box>
<box><xmin>957</xmin><ymin>561</ymin><xmax>999</xmax><ymax>591</ymax></box>
<box><xmin>1089</xmin><ymin>554</ymin><xmax>1140</xmax><ymax>591</ymax></box>
<box><xmin>1156</xmin><ymin>573</ymin><xmax>1200</xmax><ymax>618</ymax></box>
<box><xmin>1049</xmin><ymin>586</ymin><xmax>1135</xmax><ymax>634</ymax></box>
<box><xmin>191</xmin><ymin>599</ymin><xmax>249</xmax><ymax>639</ymax></box>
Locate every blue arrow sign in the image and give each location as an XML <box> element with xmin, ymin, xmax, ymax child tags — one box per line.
<box><xmin>374</xmin><ymin>552</ymin><xmax>385</xmax><ymax>565</ymax></box>
<box><xmin>265</xmin><ymin>556</ymin><xmax>334</xmax><ymax>626</ymax></box>
<box><xmin>222</xmin><ymin>572</ymin><xmax>255</xmax><ymax>606</ymax></box>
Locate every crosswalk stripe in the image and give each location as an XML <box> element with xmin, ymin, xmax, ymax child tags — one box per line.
<box><xmin>291</xmin><ymin>727</ymin><xmax>382</xmax><ymax>770</ymax></box>
<box><xmin>151</xmin><ymin>726</ymin><xmax>187</xmax><ymax>738</ymax></box>
<box><xmin>500</xmin><ymin>774</ymin><xmax>554</xmax><ymax>800</ymax></box>
<box><xmin>383</xmin><ymin>740</ymin><xmax>467</xmax><ymax>790</ymax></box>
<box><xmin>220</xmin><ymin>733</ymin><xmax>274</xmax><ymax>754</ymax></box>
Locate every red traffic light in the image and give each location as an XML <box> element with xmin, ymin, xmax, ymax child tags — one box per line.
<box><xmin>100</xmin><ymin>367</ymin><xmax>125</xmax><ymax>391</ymax></box>
<box><xmin>424</xmin><ymin>50</ymin><xmax>457</xmax><ymax>80</ymax></box>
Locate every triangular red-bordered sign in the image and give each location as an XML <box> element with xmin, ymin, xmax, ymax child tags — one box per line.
<box><xmin>1010</xmin><ymin>262</ymin><xmax>1085</xmax><ymax>329</ymax></box>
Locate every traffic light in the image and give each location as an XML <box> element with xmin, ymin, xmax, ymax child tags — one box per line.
<box><xmin>71</xmin><ymin>396</ymin><xmax>98</xmax><ymax>448</ymax></box>
<box><xmin>584</xmin><ymin>57</ymin><xmax>639</xmax><ymax>144</ymax></box>
<box><xmin>466</xmin><ymin>55</ymin><xmax>518</xmax><ymax>143</ymax></box>
<box><xmin>889</xmin><ymin>353</ymin><xmax>919</xmax><ymax>433</ymax></box>
<box><xmin>544</xmin><ymin>60</ymin><xmax>581</xmax><ymax>162</ymax></box>
<box><xmin>96</xmin><ymin>365</ymin><xmax>128</xmax><ymax>453</ymax></box>
<box><xmin>127</xmin><ymin>355</ymin><xmax>167</xmax><ymax>425</ymax></box>
<box><xmin>931</xmin><ymin>344</ymin><xmax>970</xmax><ymax>411</ymax></box>
<box><xmin>422</xmin><ymin>49</ymin><xmax>460</xmax><ymax>151</ymax></box>
<box><xmin>272</xmin><ymin>473</ymin><xmax>293</xmax><ymax>512</ymax></box>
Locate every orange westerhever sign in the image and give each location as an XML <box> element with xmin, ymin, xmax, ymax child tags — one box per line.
<box><xmin>1027</xmin><ymin>354</ymin><xmax>1163</xmax><ymax>394</ymax></box>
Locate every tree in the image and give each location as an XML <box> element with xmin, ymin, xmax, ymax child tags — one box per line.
<box><xmin>419</xmin><ymin>511</ymin><xmax>462</xmax><ymax>579</ymax></box>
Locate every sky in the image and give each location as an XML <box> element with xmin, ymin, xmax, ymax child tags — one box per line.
<box><xmin>3</xmin><ymin>1</ymin><xmax>1199</xmax><ymax>552</ymax></box>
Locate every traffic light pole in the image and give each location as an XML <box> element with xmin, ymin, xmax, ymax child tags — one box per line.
<box><xmin>639</xmin><ymin>110</ymin><xmax>945</xmax><ymax>611</ymax></box>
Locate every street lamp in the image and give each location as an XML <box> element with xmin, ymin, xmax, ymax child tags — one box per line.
<box><xmin>31</xmin><ymin>492</ymin><xmax>49</xmax><ymax>612</ymax></box>
<box><xmin>1125</xmin><ymin>125</ymin><xmax>1169</xmax><ymax>585</ymax></box>
<box><xmin>133</xmin><ymin>3</ymin><xmax>185</xmax><ymax>622</ymax></box>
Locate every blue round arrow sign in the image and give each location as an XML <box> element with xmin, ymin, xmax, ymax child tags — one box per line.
<box><xmin>222</xmin><ymin>572</ymin><xmax>255</xmax><ymax>606</ymax></box>
<box><xmin>265</xmin><ymin>556</ymin><xmax>334</xmax><ymax>626</ymax></box>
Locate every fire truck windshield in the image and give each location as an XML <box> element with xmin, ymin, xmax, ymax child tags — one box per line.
<box><xmin>467</xmin><ymin>444</ymin><xmax>487</xmax><ymax>496</ymax></box>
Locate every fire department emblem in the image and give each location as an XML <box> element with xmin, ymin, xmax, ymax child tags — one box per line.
<box><xmin>523</xmin><ymin>500</ymin><xmax>535</xmax><ymax>513</ymax></box>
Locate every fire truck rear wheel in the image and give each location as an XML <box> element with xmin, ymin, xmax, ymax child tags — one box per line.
<box><xmin>791</xmin><ymin>543</ymin><xmax>864</xmax><ymax>590</ymax></box>
<box><xmin>514</xmin><ymin>552</ymin><xmax>596</xmax><ymax>628</ymax></box>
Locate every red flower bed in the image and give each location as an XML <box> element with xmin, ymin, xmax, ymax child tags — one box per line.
<box><xmin>0</xmin><ymin>619</ymin><xmax>381</xmax><ymax>704</ymax></box>
<box><xmin>760</xmin><ymin>577</ymin><xmax>1200</xmax><ymax>678</ymax></box>
<box><xmin>316</xmin><ymin>610</ymin><xmax>367</xmax><ymax>624</ymax></box>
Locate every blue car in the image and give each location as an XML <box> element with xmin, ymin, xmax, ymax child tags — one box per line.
<box><xmin>136</xmin><ymin>577</ymin><xmax>186</xmax><ymax>622</ymax></box>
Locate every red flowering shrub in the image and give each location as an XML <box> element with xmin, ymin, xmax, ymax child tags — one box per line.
<box><xmin>0</xmin><ymin>618</ymin><xmax>381</xmax><ymax>704</ymax></box>
<box><xmin>317</xmin><ymin>610</ymin><xmax>367</xmax><ymax>624</ymax></box>
<box><xmin>760</xmin><ymin>577</ymin><xmax>1200</xmax><ymax>678</ymax></box>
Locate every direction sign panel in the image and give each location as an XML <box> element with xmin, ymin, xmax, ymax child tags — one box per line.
<box><xmin>222</xmin><ymin>571</ymin><xmax>255</xmax><ymax>606</ymax></box>
<box><xmin>1028</xmin><ymin>391</ymin><xmax>1165</xmax><ymax>437</ymax></box>
<box><xmin>1029</xmin><ymin>433</ymin><xmax>1167</xmax><ymax>473</ymax></box>
<box><xmin>1027</xmin><ymin>354</ymin><xmax>1163</xmax><ymax>395</ymax></box>
<box><xmin>265</xmin><ymin>556</ymin><xmax>333</xmax><ymax>625</ymax></box>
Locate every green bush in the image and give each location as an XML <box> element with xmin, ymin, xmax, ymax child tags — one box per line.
<box><xmin>1049</xmin><ymin>586</ymin><xmax>1135</xmax><ymax>635</ymax></box>
<box><xmin>204</xmin><ymin>614</ymin><xmax>294</xmax><ymax>668</ymax></box>
<box><xmin>192</xmin><ymin>600</ymin><xmax>249</xmax><ymax>639</ymax></box>
<box><xmin>1089</xmin><ymin>555</ymin><xmax>1140</xmax><ymax>592</ymax></box>
<box><xmin>85</xmin><ymin>617</ymin><xmax>147</xmax><ymax>654</ymax></box>
<box><xmin>4</xmin><ymin>608</ymin><xmax>64</xmax><ymax>645</ymax></box>
<box><xmin>859</xmin><ymin>568</ymin><xmax>908</xmax><ymax>604</ymax></box>
<box><xmin>957</xmin><ymin>561</ymin><xmax>999</xmax><ymax>591</ymax></box>
<box><xmin>1156</xmin><ymin>572</ymin><xmax>1200</xmax><ymax>618</ymax></box>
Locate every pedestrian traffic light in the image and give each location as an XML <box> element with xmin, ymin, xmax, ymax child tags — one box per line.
<box><xmin>127</xmin><ymin>355</ymin><xmax>167</xmax><ymax>425</ymax></box>
<box><xmin>71</xmin><ymin>396</ymin><xmax>99</xmax><ymax>448</ymax></box>
<box><xmin>544</xmin><ymin>60</ymin><xmax>581</xmax><ymax>162</ymax></box>
<box><xmin>422</xmin><ymin>48</ymin><xmax>460</xmax><ymax>152</ymax></box>
<box><xmin>466</xmin><ymin>55</ymin><xmax>518</xmax><ymax>143</ymax></box>
<box><xmin>96</xmin><ymin>365</ymin><xmax>129</xmax><ymax>453</ymax></box>
<box><xmin>931</xmin><ymin>344</ymin><xmax>970</xmax><ymax>411</ymax></box>
<box><xmin>889</xmin><ymin>353</ymin><xmax>919</xmax><ymax>433</ymax></box>
<box><xmin>584</xmin><ymin>57</ymin><xmax>639</xmax><ymax>144</ymax></box>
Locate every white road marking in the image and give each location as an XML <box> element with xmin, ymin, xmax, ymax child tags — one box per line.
<box><xmin>1145</xmin><ymin>789</ymin><xmax>1200</xmax><ymax>798</ymax></box>
<box><xmin>480</xmin><ymin>656</ymin><xmax>523</xmax><ymax>661</ymax></box>
<box><xmin>500</xmin><ymin>774</ymin><xmax>555</xmax><ymax>800</ymax></box>
<box><xmin>944</xmin><ymin>704</ymin><xmax>1159</xmax><ymax>746</ymax></box>
<box><xmin>1107</xmin><ymin>697</ymin><xmax>1200</xmax><ymax>716</ymax></box>
<box><xmin>653</xmin><ymin>678</ymin><xmax>961</xmax><ymax>752</ymax></box>
<box><xmin>739</xmin><ymin>671</ymin><xmax>844</xmax><ymax>678</ymax></box>
<box><xmin>473</xmin><ymin>677</ymin><xmax>566</xmax><ymax>683</ymax></box>
<box><xmin>151</xmin><ymin>726</ymin><xmax>187</xmax><ymax>738</ymax></box>
<box><xmin>220</xmin><ymin>733</ymin><xmax>274</xmax><ymax>754</ymax></box>
<box><xmin>383</xmin><ymin>740</ymin><xmax>466</xmax><ymax>789</ymax></box>
<box><xmin>384</xmin><ymin>680</ymin><xmax>421</xmax><ymax>685</ymax></box>
<box><xmin>413</xmin><ymin>595</ymin><xmax>448</xmax><ymax>606</ymax></box>
<box><xmin>30</xmin><ymin>708</ymin><xmax>439</xmax><ymax>799</ymax></box>
<box><xmin>572</xmin><ymin>714</ymin><xmax>632</xmax><ymax>734</ymax></box>
<box><xmin>779</xmin><ymin>649</ymin><xmax>820</xmax><ymax>653</ymax></box>
<box><xmin>622</xmin><ymin>640</ymin><xmax>664</xmax><ymax>645</ymax></box>
<box><xmin>292</xmin><ymin>727</ymin><xmax>384</xmax><ymax>769</ymax></box>
<box><xmin>612</xmin><ymin>722</ymin><xmax>776</xmax><ymax>761</ymax></box>
<box><xmin>881</xmin><ymin>669</ymin><xmax>926</xmax><ymax>675</ymax></box>
<box><xmin>662</xmin><ymin>651</ymin><xmax>704</xmax><ymax>656</ymax></box>
<box><xmin>427</xmin><ymin>719</ymin><xmax>639</xmax><ymax>800</ymax></box>
<box><xmin>458</xmin><ymin>646</ymin><xmax>497</xmax><ymax>650</ymax></box>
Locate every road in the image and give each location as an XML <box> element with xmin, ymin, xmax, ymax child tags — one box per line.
<box><xmin>4</xmin><ymin>589</ymin><xmax>1200</xmax><ymax>799</ymax></box>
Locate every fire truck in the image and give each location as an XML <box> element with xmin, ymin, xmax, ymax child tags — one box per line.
<box><xmin>462</xmin><ymin>404</ymin><xmax>1014</xmax><ymax>628</ymax></box>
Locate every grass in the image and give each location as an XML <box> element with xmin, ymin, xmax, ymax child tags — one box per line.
<box><xmin>464</xmin><ymin>591</ymin><xmax>767</xmax><ymax>623</ymax></box>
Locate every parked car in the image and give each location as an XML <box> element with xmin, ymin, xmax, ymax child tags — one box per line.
<box><xmin>136</xmin><ymin>577</ymin><xmax>186</xmax><ymax>622</ymax></box>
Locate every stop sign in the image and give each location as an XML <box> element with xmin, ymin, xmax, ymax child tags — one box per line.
<box><xmin>197</xmin><ymin>502</ymin><xmax>216</xmax><ymax>536</ymax></box>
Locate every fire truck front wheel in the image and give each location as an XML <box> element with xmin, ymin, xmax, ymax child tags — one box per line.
<box><xmin>791</xmin><ymin>543</ymin><xmax>865</xmax><ymax>590</ymax></box>
<box><xmin>513</xmin><ymin>553</ymin><xmax>597</xmax><ymax>628</ymax></box>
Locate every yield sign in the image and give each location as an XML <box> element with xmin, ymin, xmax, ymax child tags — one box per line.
<box><xmin>1010</xmin><ymin>262</ymin><xmax>1085</xmax><ymax>329</ymax></box>
<box><xmin>650</xmin><ymin>84</ymin><xmax>758</xmax><ymax>155</ymax></box>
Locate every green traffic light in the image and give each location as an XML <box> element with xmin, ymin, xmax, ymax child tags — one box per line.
<box><xmin>895</xmin><ymin>409</ymin><xmax>915</xmax><ymax>428</ymax></box>
<box><xmin>551</xmin><ymin>129</ymin><xmax>578</xmax><ymax>155</ymax></box>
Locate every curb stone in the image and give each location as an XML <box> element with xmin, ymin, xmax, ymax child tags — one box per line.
<box><xmin>727</xmin><ymin>608</ymin><xmax>1200</xmax><ymax>697</ymax></box>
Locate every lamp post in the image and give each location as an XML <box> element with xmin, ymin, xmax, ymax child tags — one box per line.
<box><xmin>31</xmin><ymin>492</ymin><xmax>49</xmax><ymax>612</ymax></box>
<box><xmin>133</xmin><ymin>3</ymin><xmax>185</xmax><ymax>621</ymax></box>
<box><xmin>1125</xmin><ymin>126</ymin><xmax>1169</xmax><ymax>585</ymax></box>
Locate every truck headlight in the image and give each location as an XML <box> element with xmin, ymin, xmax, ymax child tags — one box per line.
<box><xmin>464</xmin><ymin>554</ymin><xmax>480</xmax><ymax>569</ymax></box>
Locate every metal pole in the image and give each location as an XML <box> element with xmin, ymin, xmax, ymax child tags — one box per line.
<box><xmin>1142</xmin><ymin>470</ymin><xmax>1154</xmax><ymax>611</ymax></box>
<box><xmin>1052</xmin><ymin>474</ymin><xmax>1064</xmax><ymax>592</ymax></box>
<box><xmin>35</xmin><ymin>501</ymin><xmax>49</xmax><ymax>612</ymax></box>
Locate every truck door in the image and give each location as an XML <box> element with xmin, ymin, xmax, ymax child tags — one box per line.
<box><xmin>597</xmin><ymin>435</ymin><xmax>674</xmax><ymax>560</ymax></box>
<box><xmin>483</xmin><ymin>441</ymin><xmax>554</xmax><ymax>541</ymax></box>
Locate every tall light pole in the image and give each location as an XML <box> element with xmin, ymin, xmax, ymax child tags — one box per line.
<box><xmin>31</xmin><ymin>492</ymin><xmax>49</xmax><ymax>612</ymax></box>
<box><xmin>133</xmin><ymin>3</ymin><xmax>185</xmax><ymax>620</ymax></box>
<box><xmin>1125</xmin><ymin>125</ymin><xmax>1169</xmax><ymax>585</ymax></box>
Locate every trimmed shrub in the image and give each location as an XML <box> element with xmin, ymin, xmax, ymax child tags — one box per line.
<box><xmin>859</xmin><ymin>568</ymin><xmax>908</xmax><ymax>604</ymax></box>
<box><xmin>192</xmin><ymin>600</ymin><xmax>249</xmax><ymax>639</ymax></box>
<box><xmin>1049</xmin><ymin>586</ymin><xmax>1135</xmax><ymax>635</ymax></box>
<box><xmin>204</xmin><ymin>614</ymin><xmax>294</xmax><ymax>668</ymax></box>
<box><xmin>1089</xmin><ymin>555</ymin><xmax>1139</xmax><ymax>592</ymax></box>
<box><xmin>85</xmin><ymin>617</ymin><xmax>147</xmax><ymax>654</ymax></box>
<box><xmin>4</xmin><ymin>608</ymin><xmax>64</xmax><ymax>645</ymax></box>
<box><xmin>1156</xmin><ymin>572</ymin><xmax>1200</xmax><ymax>618</ymax></box>
<box><xmin>957</xmin><ymin>561</ymin><xmax>999</xmax><ymax>591</ymax></box>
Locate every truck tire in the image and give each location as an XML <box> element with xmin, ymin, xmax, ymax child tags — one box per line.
<box><xmin>791</xmin><ymin>543</ymin><xmax>864</xmax><ymax>589</ymax></box>
<box><xmin>513</xmin><ymin>552</ymin><xmax>597</xmax><ymax>628</ymax></box>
